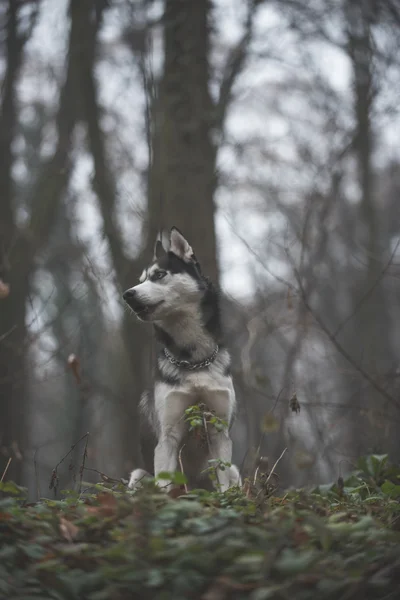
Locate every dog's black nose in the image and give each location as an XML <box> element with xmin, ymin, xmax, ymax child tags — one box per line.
<box><xmin>123</xmin><ymin>289</ymin><xmax>136</xmax><ymax>301</ymax></box>
<box><xmin>123</xmin><ymin>288</ymin><xmax>146</xmax><ymax>312</ymax></box>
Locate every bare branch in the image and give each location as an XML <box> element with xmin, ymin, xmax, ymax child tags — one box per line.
<box><xmin>293</xmin><ymin>268</ymin><xmax>400</xmax><ymax>412</ymax></box>
<box><xmin>332</xmin><ymin>238</ymin><xmax>400</xmax><ymax>338</ymax></box>
<box><xmin>1</xmin><ymin>457</ymin><xmax>12</xmax><ymax>483</ymax></box>
<box><xmin>215</xmin><ymin>0</ymin><xmax>262</xmax><ymax>130</ymax></box>
<box><xmin>265</xmin><ymin>448</ymin><xmax>287</xmax><ymax>484</ymax></box>
<box><xmin>78</xmin><ymin>4</ymin><xmax>134</xmax><ymax>289</ymax></box>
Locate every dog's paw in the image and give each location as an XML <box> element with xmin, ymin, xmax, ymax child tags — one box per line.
<box><xmin>229</xmin><ymin>464</ymin><xmax>242</xmax><ymax>487</ymax></box>
<box><xmin>128</xmin><ymin>468</ymin><xmax>151</xmax><ymax>490</ymax></box>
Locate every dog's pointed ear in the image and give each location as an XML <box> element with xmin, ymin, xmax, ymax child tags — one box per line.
<box><xmin>160</xmin><ymin>230</ymin><xmax>170</xmax><ymax>252</ymax></box>
<box><xmin>153</xmin><ymin>229</ymin><xmax>169</xmax><ymax>261</ymax></box>
<box><xmin>169</xmin><ymin>227</ymin><xmax>194</xmax><ymax>262</ymax></box>
<box><xmin>153</xmin><ymin>239</ymin><xmax>165</xmax><ymax>261</ymax></box>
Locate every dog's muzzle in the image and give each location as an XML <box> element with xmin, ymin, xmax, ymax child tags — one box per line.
<box><xmin>123</xmin><ymin>289</ymin><xmax>163</xmax><ymax>316</ymax></box>
<box><xmin>123</xmin><ymin>289</ymin><xmax>145</xmax><ymax>312</ymax></box>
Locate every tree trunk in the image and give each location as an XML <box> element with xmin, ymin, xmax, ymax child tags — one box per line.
<box><xmin>140</xmin><ymin>0</ymin><xmax>220</xmax><ymax>469</ymax></box>
<box><xmin>345</xmin><ymin>0</ymin><xmax>396</xmax><ymax>454</ymax></box>
<box><xmin>152</xmin><ymin>0</ymin><xmax>219</xmax><ymax>282</ymax></box>
<box><xmin>0</xmin><ymin>0</ymin><xmax>87</xmax><ymax>483</ymax></box>
<box><xmin>0</xmin><ymin>1</ymin><xmax>31</xmax><ymax>482</ymax></box>
<box><xmin>76</xmin><ymin>1</ymin><xmax>146</xmax><ymax>474</ymax></box>
<box><xmin>79</xmin><ymin>0</ymin><xmax>222</xmax><ymax>475</ymax></box>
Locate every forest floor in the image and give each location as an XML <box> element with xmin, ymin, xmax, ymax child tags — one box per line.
<box><xmin>1</xmin><ymin>454</ymin><xmax>400</xmax><ymax>600</ymax></box>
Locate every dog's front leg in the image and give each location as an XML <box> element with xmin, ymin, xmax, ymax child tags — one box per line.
<box><xmin>205</xmin><ymin>388</ymin><xmax>235</xmax><ymax>492</ymax></box>
<box><xmin>154</xmin><ymin>390</ymin><xmax>192</xmax><ymax>489</ymax></box>
<box><xmin>209</xmin><ymin>432</ymin><xmax>233</xmax><ymax>492</ymax></box>
<box><xmin>154</xmin><ymin>430</ymin><xmax>182</xmax><ymax>489</ymax></box>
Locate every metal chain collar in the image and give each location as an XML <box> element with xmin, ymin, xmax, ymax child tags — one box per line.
<box><xmin>163</xmin><ymin>345</ymin><xmax>219</xmax><ymax>370</ymax></box>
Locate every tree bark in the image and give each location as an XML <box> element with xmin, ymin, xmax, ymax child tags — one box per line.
<box><xmin>153</xmin><ymin>0</ymin><xmax>219</xmax><ymax>281</ymax></box>
<box><xmin>0</xmin><ymin>0</ymin><xmax>87</xmax><ymax>483</ymax></box>
<box><xmin>0</xmin><ymin>1</ymin><xmax>32</xmax><ymax>483</ymax></box>
<box><xmin>77</xmin><ymin>0</ymin><xmax>146</xmax><ymax>472</ymax></box>
<box><xmin>344</xmin><ymin>0</ymin><xmax>397</xmax><ymax>456</ymax></box>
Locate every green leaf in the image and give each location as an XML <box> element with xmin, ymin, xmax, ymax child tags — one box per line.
<box><xmin>261</xmin><ymin>413</ymin><xmax>279</xmax><ymax>433</ymax></box>
<box><xmin>0</xmin><ymin>481</ymin><xmax>27</xmax><ymax>496</ymax></box>
<box><xmin>156</xmin><ymin>472</ymin><xmax>172</xmax><ymax>480</ymax></box>
<box><xmin>381</xmin><ymin>480</ymin><xmax>400</xmax><ymax>499</ymax></box>
<box><xmin>275</xmin><ymin>549</ymin><xmax>316</xmax><ymax>575</ymax></box>
<box><xmin>172</xmin><ymin>471</ymin><xmax>188</xmax><ymax>485</ymax></box>
<box><xmin>251</xmin><ymin>587</ymin><xmax>282</xmax><ymax>600</ymax></box>
<box><xmin>156</xmin><ymin>471</ymin><xmax>187</xmax><ymax>485</ymax></box>
<box><xmin>369</xmin><ymin>454</ymin><xmax>388</xmax><ymax>478</ymax></box>
<box><xmin>21</xmin><ymin>543</ymin><xmax>47</xmax><ymax>559</ymax></box>
<box><xmin>147</xmin><ymin>568</ymin><xmax>164</xmax><ymax>587</ymax></box>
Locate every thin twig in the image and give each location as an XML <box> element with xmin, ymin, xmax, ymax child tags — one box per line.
<box><xmin>295</xmin><ymin>274</ymin><xmax>400</xmax><ymax>411</ymax></box>
<box><xmin>215</xmin><ymin>0</ymin><xmax>259</xmax><ymax>131</ymax></box>
<box><xmin>271</xmin><ymin>385</ymin><xmax>289</xmax><ymax>414</ymax></box>
<box><xmin>265</xmin><ymin>448</ymin><xmax>287</xmax><ymax>484</ymax></box>
<box><xmin>253</xmin><ymin>385</ymin><xmax>289</xmax><ymax>470</ymax></box>
<box><xmin>0</xmin><ymin>325</ymin><xmax>17</xmax><ymax>343</ymax></box>
<box><xmin>332</xmin><ymin>238</ymin><xmax>400</xmax><ymax>338</ymax></box>
<box><xmin>83</xmin><ymin>467</ymin><xmax>123</xmax><ymax>484</ymax></box>
<box><xmin>253</xmin><ymin>465</ymin><xmax>260</xmax><ymax>486</ymax></box>
<box><xmin>1</xmin><ymin>457</ymin><xmax>12</xmax><ymax>482</ymax></box>
<box><xmin>79</xmin><ymin>433</ymin><xmax>90</xmax><ymax>494</ymax></box>
<box><xmin>53</xmin><ymin>432</ymin><xmax>89</xmax><ymax>473</ymax></box>
<box><xmin>178</xmin><ymin>444</ymin><xmax>188</xmax><ymax>493</ymax></box>
<box><xmin>33</xmin><ymin>448</ymin><xmax>41</xmax><ymax>500</ymax></box>
<box><xmin>203</xmin><ymin>414</ymin><xmax>221</xmax><ymax>489</ymax></box>
<box><xmin>49</xmin><ymin>432</ymin><xmax>90</xmax><ymax>494</ymax></box>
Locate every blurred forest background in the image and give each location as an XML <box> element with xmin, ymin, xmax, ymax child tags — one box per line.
<box><xmin>1</xmin><ymin>0</ymin><xmax>400</xmax><ymax>499</ymax></box>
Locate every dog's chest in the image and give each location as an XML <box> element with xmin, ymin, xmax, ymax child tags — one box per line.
<box><xmin>184</xmin><ymin>366</ymin><xmax>227</xmax><ymax>390</ymax></box>
<box><xmin>182</xmin><ymin>367</ymin><xmax>235</xmax><ymax>418</ymax></box>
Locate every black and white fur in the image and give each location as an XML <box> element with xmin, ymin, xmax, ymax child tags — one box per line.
<box><xmin>123</xmin><ymin>227</ymin><xmax>240</xmax><ymax>491</ymax></box>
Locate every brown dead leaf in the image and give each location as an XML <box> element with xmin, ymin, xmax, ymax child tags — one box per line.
<box><xmin>289</xmin><ymin>392</ymin><xmax>301</xmax><ymax>414</ymax></box>
<box><xmin>0</xmin><ymin>280</ymin><xmax>10</xmax><ymax>299</ymax></box>
<box><xmin>293</xmin><ymin>525</ymin><xmax>310</xmax><ymax>545</ymax></box>
<box><xmin>243</xmin><ymin>480</ymin><xmax>252</xmax><ymax>499</ymax></box>
<box><xmin>86</xmin><ymin>492</ymin><xmax>117</xmax><ymax>517</ymax></box>
<box><xmin>287</xmin><ymin>287</ymin><xmax>293</xmax><ymax>310</ymax></box>
<box><xmin>215</xmin><ymin>577</ymin><xmax>258</xmax><ymax>591</ymax></box>
<box><xmin>297</xmin><ymin>574</ymin><xmax>320</xmax><ymax>586</ymax></box>
<box><xmin>67</xmin><ymin>354</ymin><xmax>81</xmax><ymax>384</ymax></box>
<box><xmin>11</xmin><ymin>441</ymin><xmax>22</xmax><ymax>461</ymax></box>
<box><xmin>167</xmin><ymin>485</ymin><xmax>186</xmax><ymax>499</ymax></box>
<box><xmin>337</xmin><ymin>476</ymin><xmax>344</xmax><ymax>497</ymax></box>
<box><xmin>202</xmin><ymin>577</ymin><xmax>258</xmax><ymax>600</ymax></box>
<box><xmin>98</xmin><ymin>492</ymin><xmax>117</xmax><ymax>508</ymax></box>
<box><xmin>59</xmin><ymin>517</ymin><xmax>79</xmax><ymax>542</ymax></box>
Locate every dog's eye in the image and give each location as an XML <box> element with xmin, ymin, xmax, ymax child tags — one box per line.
<box><xmin>152</xmin><ymin>270</ymin><xmax>167</xmax><ymax>281</ymax></box>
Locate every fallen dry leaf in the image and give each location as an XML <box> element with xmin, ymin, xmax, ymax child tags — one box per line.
<box><xmin>86</xmin><ymin>492</ymin><xmax>117</xmax><ymax>517</ymax></box>
<box><xmin>67</xmin><ymin>354</ymin><xmax>81</xmax><ymax>384</ymax></box>
<box><xmin>0</xmin><ymin>280</ymin><xmax>10</xmax><ymax>299</ymax></box>
<box><xmin>167</xmin><ymin>486</ymin><xmax>186</xmax><ymax>499</ymax></box>
<box><xmin>59</xmin><ymin>517</ymin><xmax>79</xmax><ymax>542</ymax></box>
<box><xmin>289</xmin><ymin>392</ymin><xmax>301</xmax><ymax>414</ymax></box>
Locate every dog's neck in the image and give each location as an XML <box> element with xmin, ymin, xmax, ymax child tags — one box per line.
<box><xmin>154</xmin><ymin>309</ymin><xmax>219</xmax><ymax>363</ymax></box>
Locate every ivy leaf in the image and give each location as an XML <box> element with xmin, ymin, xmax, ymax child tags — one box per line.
<box><xmin>381</xmin><ymin>480</ymin><xmax>400</xmax><ymax>499</ymax></box>
<box><xmin>275</xmin><ymin>549</ymin><xmax>316</xmax><ymax>575</ymax></box>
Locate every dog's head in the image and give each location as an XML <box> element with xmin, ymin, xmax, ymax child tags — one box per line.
<box><xmin>123</xmin><ymin>227</ymin><xmax>206</xmax><ymax>322</ymax></box>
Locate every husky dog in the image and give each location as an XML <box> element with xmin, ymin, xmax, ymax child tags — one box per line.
<box><xmin>123</xmin><ymin>227</ymin><xmax>241</xmax><ymax>492</ymax></box>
